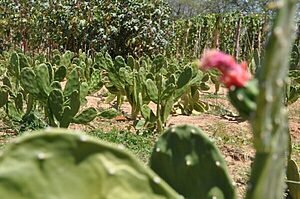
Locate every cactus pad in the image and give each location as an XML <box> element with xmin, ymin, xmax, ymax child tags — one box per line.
<box><xmin>287</xmin><ymin>159</ymin><xmax>300</xmax><ymax>199</ymax></box>
<box><xmin>0</xmin><ymin>129</ymin><xmax>181</xmax><ymax>199</ymax></box>
<box><xmin>150</xmin><ymin>125</ymin><xmax>237</xmax><ymax>199</ymax></box>
<box><xmin>0</xmin><ymin>87</ymin><xmax>8</xmax><ymax>108</ymax></box>
<box><xmin>228</xmin><ymin>79</ymin><xmax>258</xmax><ymax>119</ymax></box>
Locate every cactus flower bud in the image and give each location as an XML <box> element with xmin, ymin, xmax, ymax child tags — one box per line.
<box><xmin>199</xmin><ymin>49</ymin><xmax>251</xmax><ymax>88</ymax></box>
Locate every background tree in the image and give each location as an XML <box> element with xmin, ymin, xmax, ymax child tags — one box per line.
<box><xmin>166</xmin><ymin>0</ymin><xmax>276</xmax><ymax>18</ymax></box>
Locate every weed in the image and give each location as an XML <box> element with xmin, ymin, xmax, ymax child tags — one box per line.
<box><xmin>89</xmin><ymin>129</ymin><xmax>156</xmax><ymax>164</ymax></box>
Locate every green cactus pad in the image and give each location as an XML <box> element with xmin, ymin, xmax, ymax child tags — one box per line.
<box><xmin>177</xmin><ymin>67</ymin><xmax>193</xmax><ymax>89</ymax></box>
<box><xmin>50</xmin><ymin>81</ymin><xmax>62</xmax><ymax>90</ymax></box>
<box><xmin>48</xmin><ymin>89</ymin><xmax>64</xmax><ymax>121</ymax></box>
<box><xmin>68</xmin><ymin>90</ymin><xmax>81</xmax><ymax>117</ymax></box>
<box><xmin>228</xmin><ymin>79</ymin><xmax>258</xmax><ymax>119</ymax></box>
<box><xmin>80</xmin><ymin>82</ymin><xmax>89</xmax><ymax>103</ymax></box>
<box><xmin>145</xmin><ymin>79</ymin><xmax>159</xmax><ymax>103</ymax></box>
<box><xmin>15</xmin><ymin>92</ymin><xmax>24</xmax><ymax>112</ymax></box>
<box><xmin>35</xmin><ymin>64</ymin><xmax>51</xmax><ymax>99</ymax></box>
<box><xmin>287</xmin><ymin>159</ymin><xmax>300</xmax><ymax>199</ymax></box>
<box><xmin>2</xmin><ymin>76</ymin><xmax>12</xmax><ymax>88</ymax></box>
<box><xmin>114</xmin><ymin>55</ymin><xmax>126</xmax><ymax>69</ymax></box>
<box><xmin>9</xmin><ymin>51</ymin><xmax>20</xmax><ymax>77</ymax></box>
<box><xmin>18</xmin><ymin>53</ymin><xmax>30</xmax><ymax>68</ymax></box>
<box><xmin>20</xmin><ymin>68</ymin><xmax>40</xmax><ymax>97</ymax></box>
<box><xmin>150</xmin><ymin>125</ymin><xmax>237</xmax><ymax>199</ymax></box>
<box><xmin>54</xmin><ymin>65</ymin><xmax>67</xmax><ymax>82</ymax></box>
<box><xmin>0</xmin><ymin>87</ymin><xmax>8</xmax><ymax>108</ymax></box>
<box><xmin>52</xmin><ymin>54</ymin><xmax>61</xmax><ymax>66</ymax></box>
<box><xmin>127</xmin><ymin>55</ymin><xmax>135</xmax><ymax>69</ymax></box>
<box><xmin>201</xmin><ymin>73</ymin><xmax>210</xmax><ymax>82</ymax></box>
<box><xmin>0</xmin><ymin>129</ymin><xmax>181</xmax><ymax>199</ymax></box>
<box><xmin>72</xmin><ymin>107</ymin><xmax>98</xmax><ymax>124</ymax></box>
<box><xmin>141</xmin><ymin>104</ymin><xmax>156</xmax><ymax>123</ymax></box>
<box><xmin>60</xmin><ymin>106</ymin><xmax>73</xmax><ymax>128</ymax></box>
<box><xmin>64</xmin><ymin>67</ymin><xmax>80</xmax><ymax>97</ymax></box>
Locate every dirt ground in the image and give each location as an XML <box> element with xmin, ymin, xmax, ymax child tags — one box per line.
<box><xmin>0</xmin><ymin>89</ymin><xmax>299</xmax><ymax>198</ymax></box>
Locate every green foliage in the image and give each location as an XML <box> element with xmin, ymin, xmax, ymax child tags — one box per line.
<box><xmin>0</xmin><ymin>0</ymin><xmax>171</xmax><ymax>57</ymax></box>
<box><xmin>90</xmin><ymin>129</ymin><xmax>155</xmax><ymax>163</ymax></box>
<box><xmin>150</xmin><ymin>125</ymin><xmax>237</xmax><ymax>199</ymax></box>
<box><xmin>168</xmin><ymin>13</ymin><xmax>269</xmax><ymax>61</ymax></box>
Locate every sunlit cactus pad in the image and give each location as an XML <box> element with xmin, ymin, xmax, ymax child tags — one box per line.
<box><xmin>0</xmin><ymin>128</ymin><xmax>180</xmax><ymax>199</ymax></box>
<box><xmin>150</xmin><ymin>125</ymin><xmax>237</xmax><ymax>199</ymax></box>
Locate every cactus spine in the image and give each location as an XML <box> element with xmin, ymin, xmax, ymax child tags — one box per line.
<box><xmin>246</xmin><ymin>1</ymin><xmax>297</xmax><ymax>198</ymax></box>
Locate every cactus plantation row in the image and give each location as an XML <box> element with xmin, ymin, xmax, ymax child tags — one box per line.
<box><xmin>0</xmin><ymin>0</ymin><xmax>299</xmax><ymax>199</ymax></box>
<box><xmin>0</xmin><ymin>49</ymin><xmax>218</xmax><ymax>133</ymax></box>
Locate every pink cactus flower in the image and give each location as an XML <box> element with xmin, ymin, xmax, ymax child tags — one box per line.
<box><xmin>199</xmin><ymin>49</ymin><xmax>251</xmax><ymax>88</ymax></box>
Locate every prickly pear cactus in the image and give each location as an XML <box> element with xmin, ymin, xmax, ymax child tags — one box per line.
<box><xmin>0</xmin><ymin>129</ymin><xmax>181</xmax><ymax>199</ymax></box>
<box><xmin>287</xmin><ymin>159</ymin><xmax>300</xmax><ymax>199</ymax></box>
<box><xmin>228</xmin><ymin>79</ymin><xmax>259</xmax><ymax>119</ymax></box>
<box><xmin>246</xmin><ymin>1</ymin><xmax>297</xmax><ymax>199</ymax></box>
<box><xmin>0</xmin><ymin>87</ymin><xmax>8</xmax><ymax>108</ymax></box>
<box><xmin>150</xmin><ymin>125</ymin><xmax>237</xmax><ymax>199</ymax></box>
